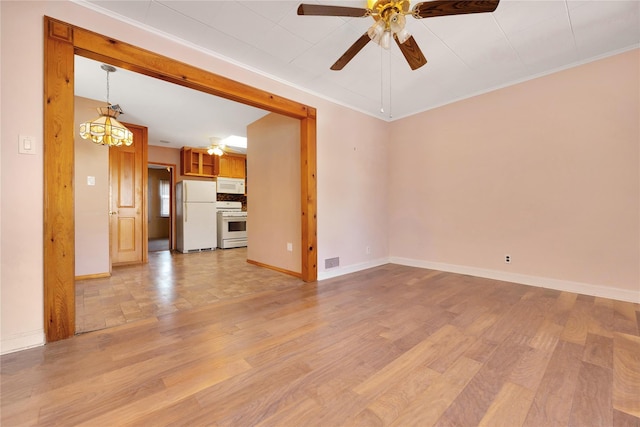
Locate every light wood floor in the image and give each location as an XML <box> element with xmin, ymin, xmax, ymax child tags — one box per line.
<box><xmin>76</xmin><ymin>248</ymin><xmax>301</xmax><ymax>333</ymax></box>
<box><xmin>2</xmin><ymin>255</ymin><xmax>640</xmax><ymax>426</ymax></box>
<box><xmin>148</xmin><ymin>238</ymin><xmax>170</xmax><ymax>252</ymax></box>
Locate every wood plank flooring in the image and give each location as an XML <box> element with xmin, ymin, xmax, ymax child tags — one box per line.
<box><xmin>75</xmin><ymin>248</ymin><xmax>301</xmax><ymax>333</ymax></box>
<box><xmin>2</xmin><ymin>254</ymin><xmax>639</xmax><ymax>426</ymax></box>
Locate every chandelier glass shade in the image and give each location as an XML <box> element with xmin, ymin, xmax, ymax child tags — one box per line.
<box><xmin>79</xmin><ymin>64</ymin><xmax>133</xmax><ymax>147</ymax></box>
<box><xmin>80</xmin><ymin>106</ymin><xmax>133</xmax><ymax>147</ymax></box>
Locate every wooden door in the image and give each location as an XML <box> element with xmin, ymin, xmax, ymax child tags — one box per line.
<box><xmin>109</xmin><ymin>123</ymin><xmax>148</xmax><ymax>266</ymax></box>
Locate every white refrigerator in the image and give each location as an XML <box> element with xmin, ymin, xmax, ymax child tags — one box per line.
<box><xmin>176</xmin><ymin>180</ymin><xmax>217</xmax><ymax>253</ymax></box>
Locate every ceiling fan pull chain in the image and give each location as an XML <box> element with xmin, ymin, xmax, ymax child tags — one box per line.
<box><xmin>388</xmin><ymin>49</ymin><xmax>392</xmax><ymax>119</ymax></box>
<box><xmin>380</xmin><ymin>46</ymin><xmax>384</xmax><ymax>114</ymax></box>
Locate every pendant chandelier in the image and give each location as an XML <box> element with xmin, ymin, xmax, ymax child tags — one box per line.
<box><xmin>79</xmin><ymin>64</ymin><xmax>133</xmax><ymax>147</ymax></box>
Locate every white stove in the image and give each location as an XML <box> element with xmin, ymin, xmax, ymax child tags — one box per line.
<box><xmin>216</xmin><ymin>201</ymin><xmax>247</xmax><ymax>249</ymax></box>
<box><xmin>218</xmin><ymin>211</ymin><xmax>247</xmax><ymax>217</ymax></box>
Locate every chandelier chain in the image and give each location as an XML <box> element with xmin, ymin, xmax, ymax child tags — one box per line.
<box><xmin>106</xmin><ymin>70</ymin><xmax>110</xmax><ymax>105</ymax></box>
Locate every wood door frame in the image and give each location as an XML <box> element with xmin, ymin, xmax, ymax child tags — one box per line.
<box><xmin>44</xmin><ymin>16</ymin><xmax>318</xmax><ymax>342</ymax></box>
<box><xmin>148</xmin><ymin>161</ymin><xmax>176</xmax><ymax>251</ymax></box>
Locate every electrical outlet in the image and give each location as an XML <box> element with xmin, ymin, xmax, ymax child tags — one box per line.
<box><xmin>366</xmin><ymin>246</ymin><xmax>371</xmax><ymax>255</ymax></box>
<box><xmin>287</xmin><ymin>242</ymin><xmax>293</xmax><ymax>252</ymax></box>
<box><xmin>505</xmin><ymin>254</ymin><xmax>511</xmax><ymax>264</ymax></box>
<box><xmin>325</xmin><ymin>257</ymin><xmax>339</xmax><ymax>269</ymax></box>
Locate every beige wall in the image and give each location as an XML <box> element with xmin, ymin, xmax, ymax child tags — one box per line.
<box><xmin>389</xmin><ymin>49</ymin><xmax>639</xmax><ymax>300</ymax></box>
<box><xmin>247</xmin><ymin>113</ymin><xmax>301</xmax><ymax>274</ymax></box>
<box><xmin>316</xmin><ymin>105</ymin><xmax>390</xmax><ymax>273</ymax></box>
<box><xmin>74</xmin><ymin>96</ymin><xmax>111</xmax><ymax>277</ymax></box>
<box><xmin>148</xmin><ymin>145</ymin><xmax>180</xmax><ymax>172</ymax></box>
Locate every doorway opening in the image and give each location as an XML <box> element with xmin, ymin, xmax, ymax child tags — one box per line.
<box><xmin>148</xmin><ymin>163</ymin><xmax>175</xmax><ymax>252</ymax></box>
<box><xmin>44</xmin><ymin>16</ymin><xmax>317</xmax><ymax>342</ymax></box>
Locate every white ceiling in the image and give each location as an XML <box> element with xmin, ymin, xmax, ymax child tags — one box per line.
<box><xmin>74</xmin><ymin>0</ymin><xmax>640</xmax><ymax>150</ymax></box>
<box><xmin>74</xmin><ymin>56</ymin><xmax>268</xmax><ymax>151</ymax></box>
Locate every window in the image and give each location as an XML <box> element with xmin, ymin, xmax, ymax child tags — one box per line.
<box><xmin>160</xmin><ymin>179</ymin><xmax>170</xmax><ymax>217</ymax></box>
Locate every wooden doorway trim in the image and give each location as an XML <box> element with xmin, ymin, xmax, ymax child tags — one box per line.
<box><xmin>44</xmin><ymin>16</ymin><xmax>318</xmax><ymax>342</ymax></box>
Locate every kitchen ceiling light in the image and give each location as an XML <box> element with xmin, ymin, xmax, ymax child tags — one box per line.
<box><xmin>79</xmin><ymin>64</ymin><xmax>133</xmax><ymax>147</ymax></box>
<box><xmin>207</xmin><ymin>145</ymin><xmax>224</xmax><ymax>156</ymax></box>
<box><xmin>208</xmin><ymin>136</ymin><xmax>225</xmax><ymax>156</ymax></box>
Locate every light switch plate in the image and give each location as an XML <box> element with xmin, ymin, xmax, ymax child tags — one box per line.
<box><xmin>19</xmin><ymin>135</ymin><xmax>36</xmax><ymax>155</ymax></box>
<box><xmin>87</xmin><ymin>176</ymin><xmax>96</xmax><ymax>186</ymax></box>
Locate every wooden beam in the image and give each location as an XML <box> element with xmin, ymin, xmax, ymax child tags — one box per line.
<box><xmin>71</xmin><ymin>25</ymin><xmax>310</xmax><ymax>120</ymax></box>
<box><xmin>301</xmin><ymin>109</ymin><xmax>318</xmax><ymax>282</ymax></box>
<box><xmin>44</xmin><ymin>17</ymin><xmax>76</xmax><ymax>341</ymax></box>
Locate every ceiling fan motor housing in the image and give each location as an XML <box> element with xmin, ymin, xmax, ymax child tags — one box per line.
<box><xmin>370</xmin><ymin>0</ymin><xmax>410</xmax><ymax>26</ymax></box>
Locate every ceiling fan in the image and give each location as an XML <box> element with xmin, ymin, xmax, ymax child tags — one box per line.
<box><xmin>297</xmin><ymin>0</ymin><xmax>500</xmax><ymax>71</ymax></box>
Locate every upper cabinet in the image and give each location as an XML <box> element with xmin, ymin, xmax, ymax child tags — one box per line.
<box><xmin>180</xmin><ymin>147</ymin><xmax>246</xmax><ymax>179</ymax></box>
<box><xmin>218</xmin><ymin>153</ymin><xmax>246</xmax><ymax>179</ymax></box>
<box><xmin>181</xmin><ymin>147</ymin><xmax>219</xmax><ymax>177</ymax></box>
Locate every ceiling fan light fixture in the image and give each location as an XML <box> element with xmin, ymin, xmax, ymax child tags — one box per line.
<box><xmin>380</xmin><ymin>30</ymin><xmax>392</xmax><ymax>49</ymax></box>
<box><xmin>207</xmin><ymin>144</ymin><xmax>224</xmax><ymax>156</ymax></box>
<box><xmin>394</xmin><ymin>27</ymin><xmax>411</xmax><ymax>44</ymax></box>
<box><xmin>389</xmin><ymin>10</ymin><xmax>404</xmax><ymax>29</ymax></box>
<box><xmin>389</xmin><ymin>11</ymin><xmax>410</xmax><ymax>44</ymax></box>
<box><xmin>367</xmin><ymin>18</ymin><xmax>386</xmax><ymax>44</ymax></box>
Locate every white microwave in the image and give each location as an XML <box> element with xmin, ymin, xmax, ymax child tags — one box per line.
<box><xmin>217</xmin><ymin>177</ymin><xmax>245</xmax><ymax>194</ymax></box>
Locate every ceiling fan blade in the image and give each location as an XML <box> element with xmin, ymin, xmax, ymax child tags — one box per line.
<box><xmin>297</xmin><ymin>4</ymin><xmax>369</xmax><ymax>17</ymax></box>
<box><xmin>330</xmin><ymin>33</ymin><xmax>371</xmax><ymax>70</ymax></box>
<box><xmin>412</xmin><ymin>0</ymin><xmax>499</xmax><ymax>19</ymax></box>
<box><xmin>394</xmin><ymin>35</ymin><xmax>427</xmax><ymax>70</ymax></box>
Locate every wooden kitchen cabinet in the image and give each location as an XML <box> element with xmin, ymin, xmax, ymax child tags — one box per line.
<box><xmin>218</xmin><ymin>154</ymin><xmax>246</xmax><ymax>179</ymax></box>
<box><xmin>181</xmin><ymin>147</ymin><xmax>219</xmax><ymax>177</ymax></box>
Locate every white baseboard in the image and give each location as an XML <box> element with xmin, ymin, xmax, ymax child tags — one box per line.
<box><xmin>318</xmin><ymin>257</ymin><xmax>391</xmax><ymax>281</ymax></box>
<box><xmin>1</xmin><ymin>329</ymin><xmax>45</xmax><ymax>355</ymax></box>
<box><xmin>390</xmin><ymin>257</ymin><xmax>640</xmax><ymax>303</ymax></box>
